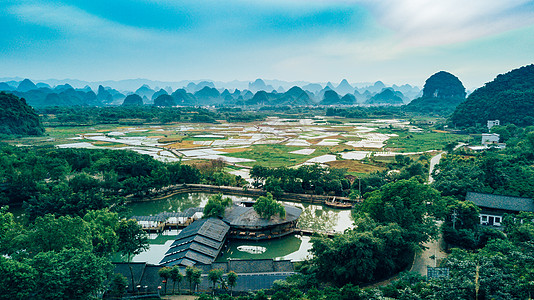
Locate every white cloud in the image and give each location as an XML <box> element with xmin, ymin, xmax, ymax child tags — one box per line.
<box><xmin>8</xmin><ymin>2</ymin><xmax>165</xmax><ymax>42</ymax></box>
<box><xmin>363</xmin><ymin>0</ymin><xmax>534</xmax><ymax>48</ymax></box>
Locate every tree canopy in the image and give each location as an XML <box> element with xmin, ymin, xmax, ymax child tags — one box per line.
<box><xmin>253</xmin><ymin>192</ymin><xmax>286</xmax><ymax>219</ymax></box>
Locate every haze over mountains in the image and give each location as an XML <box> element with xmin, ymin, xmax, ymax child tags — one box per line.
<box><xmin>0</xmin><ymin>77</ymin><xmax>422</xmax><ymax>107</ymax></box>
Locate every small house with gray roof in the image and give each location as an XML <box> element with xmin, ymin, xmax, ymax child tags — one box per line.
<box><xmin>160</xmin><ymin>217</ymin><xmax>229</xmax><ymax>267</ymax></box>
<box><xmin>223</xmin><ymin>202</ymin><xmax>302</xmax><ymax>240</ymax></box>
<box><xmin>466</xmin><ymin>192</ymin><xmax>534</xmax><ymax>226</ymax></box>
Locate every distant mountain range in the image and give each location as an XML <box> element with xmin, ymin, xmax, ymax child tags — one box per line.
<box><xmin>0</xmin><ymin>77</ymin><xmax>423</xmax><ymax>107</ymax></box>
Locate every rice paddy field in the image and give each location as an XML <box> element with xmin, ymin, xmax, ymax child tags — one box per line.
<box><xmin>7</xmin><ymin>117</ymin><xmax>470</xmax><ymax>178</ymax></box>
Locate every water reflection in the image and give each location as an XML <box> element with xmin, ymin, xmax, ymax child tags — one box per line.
<box><xmin>123</xmin><ymin>194</ymin><xmax>354</xmax><ymax>263</ymax></box>
<box><xmin>217</xmin><ymin>235</ymin><xmax>302</xmax><ymax>261</ymax></box>
<box><xmin>297</xmin><ymin>206</ymin><xmax>338</xmax><ymax>232</ymax></box>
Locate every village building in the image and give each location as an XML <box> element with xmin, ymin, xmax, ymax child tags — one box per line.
<box><xmin>160</xmin><ymin>217</ymin><xmax>229</xmax><ymax>267</ymax></box>
<box><xmin>223</xmin><ymin>201</ymin><xmax>302</xmax><ymax>240</ymax></box>
<box><xmin>487</xmin><ymin>120</ymin><xmax>500</xmax><ymax>130</ymax></box>
<box><xmin>131</xmin><ymin>207</ymin><xmax>203</xmax><ymax>231</ymax></box>
<box><xmin>466</xmin><ymin>192</ymin><xmax>534</xmax><ymax>226</ymax></box>
<box><xmin>481</xmin><ymin>133</ymin><xmax>500</xmax><ymax>145</ymax></box>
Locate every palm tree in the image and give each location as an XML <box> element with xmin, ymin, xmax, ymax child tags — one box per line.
<box><xmin>158</xmin><ymin>267</ymin><xmax>172</xmax><ymax>295</ymax></box>
<box><xmin>226</xmin><ymin>271</ymin><xmax>238</xmax><ymax>297</ymax></box>
<box><xmin>170</xmin><ymin>266</ymin><xmax>183</xmax><ymax>295</ymax></box>
<box><xmin>208</xmin><ymin>269</ymin><xmax>224</xmax><ymax>295</ymax></box>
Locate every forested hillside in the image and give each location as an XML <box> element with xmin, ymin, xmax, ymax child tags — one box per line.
<box><xmin>405</xmin><ymin>71</ymin><xmax>466</xmax><ymax>115</ymax></box>
<box><xmin>0</xmin><ymin>92</ymin><xmax>44</xmax><ymax>136</ymax></box>
<box><xmin>450</xmin><ymin>64</ymin><xmax>534</xmax><ymax>128</ymax></box>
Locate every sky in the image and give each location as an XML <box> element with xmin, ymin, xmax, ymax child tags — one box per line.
<box><xmin>1</xmin><ymin>0</ymin><xmax>534</xmax><ymax>89</ymax></box>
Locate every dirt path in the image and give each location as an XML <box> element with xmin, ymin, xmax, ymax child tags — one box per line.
<box><xmin>410</xmin><ymin>222</ymin><xmax>447</xmax><ymax>276</ymax></box>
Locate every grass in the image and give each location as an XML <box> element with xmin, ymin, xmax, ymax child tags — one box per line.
<box><xmin>382</xmin><ymin>130</ymin><xmax>470</xmax><ymax>152</ymax></box>
<box><xmin>326</xmin><ymin>160</ymin><xmax>386</xmax><ymax>173</ymax></box>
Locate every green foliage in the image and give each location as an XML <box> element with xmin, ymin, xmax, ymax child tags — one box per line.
<box><xmin>432</xmin><ymin>132</ymin><xmax>534</xmax><ymax>199</ymax></box>
<box><xmin>251</xmin><ymin>164</ymin><xmax>347</xmax><ymax>196</ymax></box>
<box><xmin>203</xmin><ymin>193</ymin><xmax>232</xmax><ymax>218</ymax></box>
<box><xmin>226</xmin><ymin>271</ymin><xmax>238</xmax><ymax>296</ymax></box>
<box><xmin>169</xmin><ymin>266</ymin><xmax>183</xmax><ymax>295</ymax></box>
<box><xmin>405</xmin><ymin>71</ymin><xmax>466</xmax><ymax>115</ymax></box>
<box><xmin>253</xmin><ymin>192</ymin><xmax>286</xmax><ymax>219</ymax></box>
<box><xmin>159</xmin><ymin>267</ymin><xmax>172</xmax><ymax>294</ymax></box>
<box><xmin>109</xmin><ymin>273</ymin><xmax>128</xmax><ymax>298</ymax></box>
<box><xmin>117</xmin><ymin>219</ymin><xmax>149</xmax><ymax>290</ymax></box>
<box><xmin>357</xmin><ymin>179</ymin><xmax>439</xmax><ymax>245</ymax></box>
<box><xmin>0</xmin><ymin>256</ymin><xmax>36</xmax><ymax>300</ymax></box>
<box><xmin>186</xmin><ymin>266</ymin><xmax>202</xmax><ymax>293</ymax></box>
<box><xmin>31</xmin><ymin>248</ymin><xmax>113</xmax><ymax>300</ymax></box>
<box><xmin>0</xmin><ymin>92</ymin><xmax>44</xmax><ymax>136</ymax></box>
<box><xmin>208</xmin><ymin>268</ymin><xmax>224</xmax><ymax>293</ymax></box>
<box><xmin>451</xmin><ymin>64</ymin><xmax>534</xmax><ymax>128</ymax></box>
<box><xmin>310</xmin><ymin>220</ymin><xmax>412</xmax><ymax>286</ymax></box>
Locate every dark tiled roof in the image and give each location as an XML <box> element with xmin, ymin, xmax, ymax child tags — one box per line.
<box><xmin>223</xmin><ymin>204</ymin><xmax>302</xmax><ymax>227</ymax></box>
<box><xmin>130</xmin><ymin>215</ymin><xmax>165</xmax><ymax>222</ymax></box>
<box><xmin>467</xmin><ymin>192</ymin><xmax>534</xmax><ymax>212</ymax></box>
<box><xmin>130</xmin><ymin>207</ymin><xmax>203</xmax><ymax>222</ymax></box>
<box><xmin>160</xmin><ymin>218</ymin><xmax>229</xmax><ymax>267</ymax></box>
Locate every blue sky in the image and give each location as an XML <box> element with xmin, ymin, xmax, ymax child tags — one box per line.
<box><xmin>1</xmin><ymin>0</ymin><xmax>534</xmax><ymax>88</ymax></box>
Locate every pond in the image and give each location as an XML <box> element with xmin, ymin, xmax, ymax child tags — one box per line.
<box><xmin>122</xmin><ymin>193</ymin><xmax>354</xmax><ymax>264</ymax></box>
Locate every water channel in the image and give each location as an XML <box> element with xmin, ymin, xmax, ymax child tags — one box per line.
<box><xmin>123</xmin><ymin>193</ymin><xmax>354</xmax><ymax>264</ymax></box>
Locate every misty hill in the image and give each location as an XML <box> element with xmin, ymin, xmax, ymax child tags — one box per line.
<box><xmin>135</xmin><ymin>85</ymin><xmax>156</xmax><ymax>99</ymax></box>
<box><xmin>249</xmin><ymin>79</ymin><xmax>274</xmax><ymax>92</ymax></box>
<box><xmin>320</xmin><ymin>90</ymin><xmax>342</xmax><ymax>105</ymax></box>
<box><xmin>405</xmin><ymin>71</ymin><xmax>466</xmax><ymax>115</ymax></box>
<box><xmin>194</xmin><ymin>87</ymin><xmax>221</xmax><ymax>105</ymax></box>
<box><xmin>17</xmin><ymin>79</ymin><xmax>37</xmax><ymax>92</ymax></box>
<box><xmin>275</xmin><ymin>86</ymin><xmax>313</xmax><ymax>105</ymax></box>
<box><xmin>151</xmin><ymin>89</ymin><xmax>168</xmax><ymax>102</ymax></box>
<box><xmin>0</xmin><ymin>92</ymin><xmax>44</xmax><ymax>136</ymax></box>
<box><xmin>153</xmin><ymin>94</ymin><xmax>176</xmax><ymax>107</ymax></box>
<box><xmin>122</xmin><ymin>94</ymin><xmax>144</xmax><ymax>106</ymax></box>
<box><xmin>336</xmin><ymin>79</ymin><xmax>355</xmax><ymax>95</ymax></box>
<box><xmin>186</xmin><ymin>81</ymin><xmax>216</xmax><ymax>93</ymax></box>
<box><xmin>171</xmin><ymin>89</ymin><xmax>197</xmax><ymax>106</ymax></box>
<box><xmin>367</xmin><ymin>88</ymin><xmax>404</xmax><ymax>105</ymax></box>
<box><xmin>450</xmin><ymin>64</ymin><xmax>534</xmax><ymax>127</ymax></box>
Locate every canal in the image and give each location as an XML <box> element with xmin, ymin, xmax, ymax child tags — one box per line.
<box><xmin>123</xmin><ymin>193</ymin><xmax>354</xmax><ymax>264</ymax></box>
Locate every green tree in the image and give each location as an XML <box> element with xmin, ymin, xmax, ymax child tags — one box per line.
<box><xmin>117</xmin><ymin>219</ymin><xmax>149</xmax><ymax>291</ymax></box>
<box><xmin>24</xmin><ymin>214</ymin><xmax>92</xmax><ymax>254</ymax></box>
<box><xmin>208</xmin><ymin>268</ymin><xmax>224</xmax><ymax>294</ymax></box>
<box><xmin>253</xmin><ymin>192</ymin><xmax>286</xmax><ymax>219</ymax></box>
<box><xmin>32</xmin><ymin>248</ymin><xmax>112</xmax><ymax>300</ymax></box>
<box><xmin>0</xmin><ymin>256</ymin><xmax>36</xmax><ymax>300</ymax></box>
<box><xmin>109</xmin><ymin>273</ymin><xmax>128</xmax><ymax>299</ymax></box>
<box><xmin>357</xmin><ymin>178</ymin><xmax>439</xmax><ymax>245</ymax></box>
<box><xmin>186</xmin><ymin>266</ymin><xmax>202</xmax><ymax>293</ymax></box>
<box><xmin>83</xmin><ymin>209</ymin><xmax>119</xmax><ymax>257</ymax></box>
<box><xmin>203</xmin><ymin>193</ymin><xmax>232</xmax><ymax>218</ymax></box>
<box><xmin>170</xmin><ymin>266</ymin><xmax>183</xmax><ymax>295</ymax></box>
<box><xmin>0</xmin><ymin>206</ymin><xmax>23</xmax><ymax>255</ymax></box>
<box><xmin>226</xmin><ymin>271</ymin><xmax>238</xmax><ymax>297</ymax></box>
<box><xmin>158</xmin><ymin>267</ymin><xmax>172</xmax><ymax>295</ymax></box>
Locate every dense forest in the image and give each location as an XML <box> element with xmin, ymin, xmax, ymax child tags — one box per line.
<box><xmin>405</xmin><ymin>71</ymin><xmax>466</xmax><ymax>116</ymax></box>
<box><xmin>0</xmin><ymin>92</ymin><xmax>44</xmax><ymax>136</ymax></box>
<box><xmin>450</xmin><ymin>64</ymin><xmax>534</xmax><ymax>128</ymax></box>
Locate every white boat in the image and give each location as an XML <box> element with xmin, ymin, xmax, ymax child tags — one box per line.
<box><xmin>237</xmin><ymin>245</ymin><xmax>267</xmax><ymax>254</ymax></box>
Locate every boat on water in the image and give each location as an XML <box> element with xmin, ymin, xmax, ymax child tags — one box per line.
<box><xmin>324</xmin><ymin>197</ymin><xmax>353</xmax><ymax>209</ymax></box>
<box><xmin>237</xmin><ymin>245</ymin><xmax>267</xmax><ymax>254</ymax></box>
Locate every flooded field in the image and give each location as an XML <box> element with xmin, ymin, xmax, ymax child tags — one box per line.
<box><xmin>123</xmin><ymin>193</ymin><xmax>354</xmax><ymax>264</ymax></box>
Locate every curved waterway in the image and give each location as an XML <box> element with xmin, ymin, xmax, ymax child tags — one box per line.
<box><xmin>123</xmin><ymin>193</ymin><xmax>354</xmax><ymax>264</ymax></box>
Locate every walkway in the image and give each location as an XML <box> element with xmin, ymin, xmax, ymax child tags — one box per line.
<box><xmin>410</xmin><ymin>222</ymin><xmax>447</xmax><ymax>276</ymax></box>
<box><xmin>428</xmin><ymin>152</ymin><xmax>444</xmax><ymax>184</ymax></box>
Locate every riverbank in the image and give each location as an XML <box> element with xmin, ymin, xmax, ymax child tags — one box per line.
<box><xmin>131</xmin><ymin>184</ymin><xmax>357</xmax><ymax>206</ymax></box>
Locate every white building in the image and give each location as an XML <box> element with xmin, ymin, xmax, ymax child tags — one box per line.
<box><xmin>487</xmin><ymin>120</ymin><xmax>500</xmax><ymax>130</ymax></box>
<box><xmin>481</xmin><ymin>133</ymin><xmax>500</xmax><ymax>145</ymax></box>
